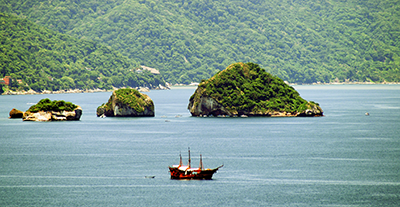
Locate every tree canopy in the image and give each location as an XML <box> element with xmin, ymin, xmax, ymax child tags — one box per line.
<box><xmin>0</xmin><ymin>12</ymin><xmax>165</xmax><ymax>92</ymax></box>
<box><xmin>1</xmin><ymin>0</ymin><xmax>399</xmax><ymax>85</ymax></box>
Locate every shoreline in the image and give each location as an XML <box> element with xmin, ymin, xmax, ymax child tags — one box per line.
<box><xmin>290</xmin><ymin>81</ymin><xmax>400</xmax><ymax>86</ymax></box>
<box><xmin>1</xmin><ymin>82</ymin><xmax>399</xmax><ymax>95</ymax></box>
<box><xmin>2</xmin><ymin>88</ymin><xmax>112</xmax><ymax>95</ymax></box>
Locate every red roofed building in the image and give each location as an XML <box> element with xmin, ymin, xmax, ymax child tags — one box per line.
<box><xmin>2</xmin><ymin>76</ymin><xmax>11</xmax><ymax>86</ymax></box>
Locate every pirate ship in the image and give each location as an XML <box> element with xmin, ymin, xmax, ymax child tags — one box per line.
<box><xmin>169</xmin><ymin>148</ymin><xmax>223</xmax><ymax>180</ymax></box>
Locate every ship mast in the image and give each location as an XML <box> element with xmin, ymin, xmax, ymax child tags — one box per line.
<box><xmin>199</xmin><ymin>154</ymin><xmax>204</xmax><ymax>170</ymax></box>
<box><xmin>179</xmin><ymin>151</ymin><xmax>182</xmax><ymax>166</ymax></box>
<box><xmin>188</xmin><ymin>147</ymin><xmax>191</xmax><ymax>168</ymax></box>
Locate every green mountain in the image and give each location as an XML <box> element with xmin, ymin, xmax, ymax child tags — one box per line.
<box><xmin>1</xmin><ymin>0</ymin><xmax>400</xmax><ymax>84</ymax></box>
<box><xmin>0</xmin><ymin>12</ymin><xmax>164</xmax><ymax>92</ymax></box>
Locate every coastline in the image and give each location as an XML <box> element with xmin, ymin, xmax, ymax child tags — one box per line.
<box><xmin>1</xmin><ymin>82</ymin><xmax>399</xmax><ymax>95</ymax></box>
<box><xmin>1</xmin><ymin>85</ymin><xmax>171</xmax><ymax>96</ymax></box>
<box><xmin>289</xmin><ymin>81</ymin><xmax>400</xmax><ymax>86</ymax></box>
<box><xmin>1</xmin><ymin>88</ymin><xmax>111</xmax><ymax>95</ymax></box>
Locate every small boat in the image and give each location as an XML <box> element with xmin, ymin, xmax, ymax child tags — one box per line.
<box><xmin>169</xmin><ymin>148</ymin><xmax>223</xmax><ymax>180</ymax></box>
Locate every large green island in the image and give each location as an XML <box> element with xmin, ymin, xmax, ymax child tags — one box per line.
<box><xmin>188</xmin><ymin>62</ymin><xmax>323</xmax><ymax>117</ymax></box>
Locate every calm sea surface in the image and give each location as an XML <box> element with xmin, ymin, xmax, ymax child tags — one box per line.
<box><xmin>1</xmin><ymin>85</ymin><xmax>400</xmax><ymax>206</ymax></box>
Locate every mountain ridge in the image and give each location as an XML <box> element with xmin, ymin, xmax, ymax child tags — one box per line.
<box><xmin>1</xmin><ymin>0</ymin><xmax>399</xmax><ymax>86</ymax></box>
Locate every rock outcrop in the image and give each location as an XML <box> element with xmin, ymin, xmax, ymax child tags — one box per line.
<box><xmin>188</xmin><ymin>96</ymin><xmax>232</xmax><ymax>117</ymax></box>
<box><xmin>188</xmin><ymin>62</ymin><xmax>323</xmax><ymax>117</ymax></box>
<box><xmin>9</xmin><ymin>108</ymin><xmax>24</xmax><ymax>118</ymax></box>
<box><xmin>97</xmin><ymin>88</ymin><xmax>154</xmax><ymax>117</ymax></box>
<box><xmin>297</xmin><ymin>102</ymin><xmax>324</xmax><ymax>117</ymax></box>
<box><xmin>22</xmin><ymin>106</ymin><xmax>82</xmax><ymax>121</ymax></box>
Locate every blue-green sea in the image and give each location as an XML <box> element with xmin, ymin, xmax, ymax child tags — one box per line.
<box><xmin>1</xmin><ymin>85</ymin><xmax>400</xmax><ymax>206</ymax></box>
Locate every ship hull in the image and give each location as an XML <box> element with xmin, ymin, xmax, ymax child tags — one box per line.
<box><xmin>169</xmin><ymin>167</ymin><xmax>220</xmax><ymax>180</ymax></box>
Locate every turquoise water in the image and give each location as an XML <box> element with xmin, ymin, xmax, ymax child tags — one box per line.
<box><xmin>1</xmin><ymin>85</ymin><xmax>400</xmax><ymax>206</ymax></box>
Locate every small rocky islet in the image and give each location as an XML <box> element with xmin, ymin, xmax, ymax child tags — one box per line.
<box><xmin>96</xmin><ymin>88</ymin><xmax>155</xmax><ymax>117</ymax></box>
<box><xmin>14</xmin><ymin>98</ymin><xmax>82</xmax><ymax>121</ymax></box>
<box><xmin>188</xmin><ymin>62</ymin><xmax>323</xmax><ymax>117</ymax></box>
<box><xmin>9</xmin><ymin>108</ymin><xmax>24</xmax><ymax>118</ymax></box>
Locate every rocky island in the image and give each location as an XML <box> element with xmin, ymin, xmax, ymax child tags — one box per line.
<box><xmin>9</xmin><ymin>108</ymin><xmax>24</xmax><ymax>118</ymax></box>
<box><xmin>22</xmin><ymin>98</ymin><xmax>82</xmax><ymax>121</ymax></box>
<box><xmin>96</xmin><ymin>88</ymin><xmax>154</xmax><ymax>117</ymax></box>
<box><xmin>188</xmin><ymin>62</ymin><xmax>323</xmax><ymax>117</ymax></box>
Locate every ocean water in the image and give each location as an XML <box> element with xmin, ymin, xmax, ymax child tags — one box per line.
<box><xmin>0</xmin><ymin>85</ymin><xmax>400</xmax><ymax>206</ymax></box>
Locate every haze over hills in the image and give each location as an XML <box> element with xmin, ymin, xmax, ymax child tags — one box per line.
<box><xmin>1</xmin><ymin>0</ymin><xmax>399</xmax><ymax>90</ymax></box>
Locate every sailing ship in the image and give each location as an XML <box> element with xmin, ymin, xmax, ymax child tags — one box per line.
<box><xmin>169</xmin><ymin>148</ymin><xmax>223</xmax><ymax>180</ymax></box>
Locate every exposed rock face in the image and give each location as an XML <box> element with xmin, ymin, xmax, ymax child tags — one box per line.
<box><xmin>9</xmin><ymin>108</ymin><xmax>24</xmax><ymax>118</ymax></box>
<box><xmin>22</xmin><ymin>106</ymin><xmax>82</xmax><ymax>121</ymax></box>
<box><xmin>188</xmin><ymin>95</ymin><xmax>233</xmax><ymax>117</ymax></box>
<box><xmin>97</xmin><ymin>88</ymin><xmax>154</xmax><ymax>117</ymax></box>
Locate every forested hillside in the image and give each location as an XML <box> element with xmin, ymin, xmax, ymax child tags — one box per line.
<box><xmin>0</xmin><ymin>13</ymin><xmax>165</xmax><ymax>92</ymax></box>
<box><xmin>1</xmin><ymin>0</ymin><xmax>400</xmax><ymax>84</ymax></box>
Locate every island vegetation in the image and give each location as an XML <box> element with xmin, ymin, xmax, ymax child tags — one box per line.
<box><xmin>188</xmin><ymin>62</ymin><xmax>323</xmax><ymax>117</ymax></box>
<box><xmin>27</xmin><ymin>98</ymin><xmax>77</xmax><ymax>113</ymax></box>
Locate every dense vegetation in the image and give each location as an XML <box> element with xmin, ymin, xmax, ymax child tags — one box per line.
<box><xmin>191</xmin><ymin>62</ymin><xmax>318</xmax><ymax>114</ymax></box>
<box><xmin>27</xmin><ymin>98</ymin><xmax>77</xmax><ymax>112</ymax></box>
<box><xmin>99</xmin><ymin>88</ymin><xmax>154</xmax><ymax>114</ymax></box>
<box><xmin>1</xmin><ymin>0</ymin><xmax>399</xmax><ymax>85</ymax></box>
<box><xmin>0</xmin><ymin>12</ymin><xmax>165</xmax><ymax>92</ymax></box>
